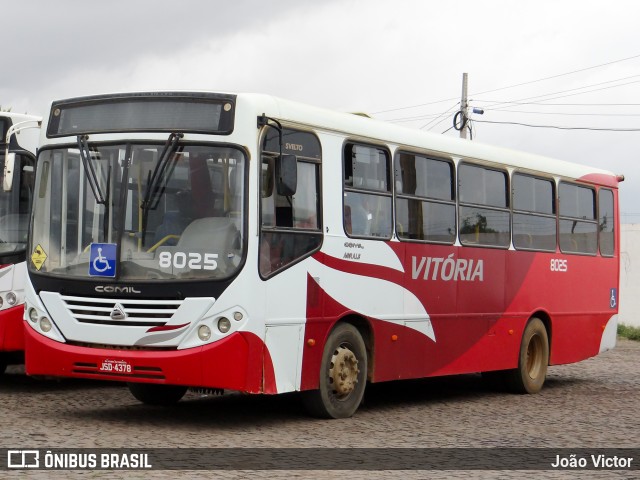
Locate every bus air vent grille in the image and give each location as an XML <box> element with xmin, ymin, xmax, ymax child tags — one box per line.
<box><xmin>60</xmin><ymin>295</ymin><xmax>183</xmax><ymax>327</ymax></box>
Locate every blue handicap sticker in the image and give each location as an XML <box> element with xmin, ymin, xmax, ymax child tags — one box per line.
<box><xmin>89</xmin><ymin>243</ymin><xmax>117</xmax><ymax>277</ymax></box>
<box><xmin>610</xmin><ymin>288</ymin><xmax>618</xmax><ymax>309</ymax></box>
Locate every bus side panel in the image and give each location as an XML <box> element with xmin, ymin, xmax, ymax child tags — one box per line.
<box><xmin>299</xmin><ymin>233</ymin><xmax>618</xmax><ymax>387</ymax></box>
<box><xmin>300</xmin><ymin>274</ymin><xmax>331</xmax><ymax>391</ymax></box>
<box><xmin>505</xmin><ymin>249</ymin><xmax>618</xmax><ymax>365</ymax></box>
<box><xmin>393</xmin><ymin>244</ymin><xmax>531</xmax><ymax>378</ymax></box>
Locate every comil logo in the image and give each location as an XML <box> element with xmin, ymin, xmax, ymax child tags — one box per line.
<box><xmin>110</xmin><ymin>303</ymin><xmax>127</xmax><ymax>321</ymax></box>
<box><xmin>8</xmin><ymin>450</ymin><xmax>39</xmax><ymax>469</ymax></box>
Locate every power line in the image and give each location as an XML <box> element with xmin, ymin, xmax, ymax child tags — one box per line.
<box><xmin>371</xmin><ymin>53</ymin><xmax>640</xmax><ymax>115</ymax></box>
<box><xmin>476</xmin><ymin>76</ymin><xmax>640</xmax><ymax>111</ymax></box>
<box><xmin>472</xmin><ymin>119</ymin><xmax>640</xmax><ymax>132</ymax></box>
<box><xmin>473</xmin><ymin>101</ymin><xmax>640</xmax><ymax>107</ymax></box>
<box><xmin>481</xmin><ymin>109</ymin><xmax>640</xmax><ymax>117</ymax></box>
<box><xmin>469</xmin><ymin>53</ymin><xmax>640</xmax><ymax>97</ymax></box>
<box><xmin>420</xmin><ymin>102</ymin><xmax>460</xmax><ymax>131</ymax></box>
<box><xmin>372</xmin><ymin>97</ymin><xmax>458</xmax><ymax>115</ymax></box>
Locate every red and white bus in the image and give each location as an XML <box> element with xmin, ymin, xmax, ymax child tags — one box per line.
<box><xmin>24</xmin><ymin>92</ymin><xmax>620</xmax><ymax>417</ymax></box>
<box><xmin>0</xmin><ymin>112</ymin><xmax>40</xmax><ymax>373</ymax></box>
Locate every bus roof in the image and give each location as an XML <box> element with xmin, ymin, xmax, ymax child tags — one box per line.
<box><xmin>243</xmin><ymin>93</ymin><xmax>618</xmax><ymax>186</ymax></box>
<box><xmin>43</xmin><ymin>91</ymin><xmax>619</xmax><ymax>186</ymax></box>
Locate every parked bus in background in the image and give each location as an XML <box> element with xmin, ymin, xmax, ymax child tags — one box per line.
<box><xmin>23</xmin><ymin>92</ymin><xmax>620</xmax><ymax>417</ymax></box>
<box><xmin>0</xmin><ymin>112</ymin><xmax>40</xmax><ymax>373</ymax></box>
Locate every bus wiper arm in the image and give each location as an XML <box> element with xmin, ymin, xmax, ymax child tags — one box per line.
<box><xmin>77</xmin><ymin>135</ymin><xmax>106</xmax><ymax>205</ymax></box>
<box><xmin>140</xmin><ymin>132</ymin><xmax>183</xmax><ymax>243</ymax></box>
<box><xmin>142</xmin><ymin>132</ymin><xmax>183</xmax><ymax>211</ymax></box>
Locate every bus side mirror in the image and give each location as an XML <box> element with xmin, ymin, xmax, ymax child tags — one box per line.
<box><xmin>276</xmin><ymin>154</ymin><xmax>297</xmax><ymax>196</ymax></box>
<box><xmin>3</xmin><ymin>151</ymin><xmax>16</xmax><ymax>192</ymax></box>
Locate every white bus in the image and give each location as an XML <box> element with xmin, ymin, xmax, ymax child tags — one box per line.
<box><xmin>24</xmin><ymin>92</ymin><xmax>620</xmax><ymax>417</ymax></box>
<box><xmin>0</xmin><ymin>112</ymin><xmax>40</xmax><ymax>372</ymax></box>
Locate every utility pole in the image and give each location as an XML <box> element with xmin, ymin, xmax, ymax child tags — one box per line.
<box><xmin>459</xmin><ymin>72</ymin><xmax>468</xmax><ymax>139</ymax></box>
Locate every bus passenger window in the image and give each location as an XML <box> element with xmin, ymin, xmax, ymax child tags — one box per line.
<box><xmin>458</xmin><ymin>164</ymin><xmax>510</xmax><ymax>248</ymax></box>
<box><xmin>512</xmin><ymin>173</ymin><xmax>556</xmax><ymax>252</ymax></box>
<box><xmin>343</xmin><ymin>143</ymin><xmax>392</xmax><ymax>239</ymax></box>
<box><xmin>559</xmin><ymin>182</ymin><xmax>597</xmax><ymax>255</ymax></box>
<box><xmin>599</xmin><ymin>188</ymin><xmax>615</xmax><ymax>257</ymax></box>
<box><xmin>394</xmin><ymin>152</ymin><xmax>455</xmax><ymax>244</ymax></box>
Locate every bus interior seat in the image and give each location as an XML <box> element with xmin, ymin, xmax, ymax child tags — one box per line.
<box><xmin>177</xmin><ymin>217</ymin><xmax>238</xmax><ymax>252</ymax></box>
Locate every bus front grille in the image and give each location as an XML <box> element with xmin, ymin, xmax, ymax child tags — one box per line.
<box><xmin>60</xmin><ymin>295</ymin><xmax>182</xmax><ymax>327</ymax></box>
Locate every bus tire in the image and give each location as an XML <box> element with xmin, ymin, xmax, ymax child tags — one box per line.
<box><xmin>127</xmin><ymin>382</ymin><xmax>188</xmax><ymax>406</ymax></box>
<box><xmin>506</xmin><ymin>317</ymin><xmax>549</xmax><ymax>394</ymax></box>
<box><xmin>301</xmin><ymin>323</ymin><xmax>367</xmax><ymax>419</ymax></box>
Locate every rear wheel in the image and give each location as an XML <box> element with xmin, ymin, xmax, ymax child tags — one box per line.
<box><xmin>301</xmin><ymin>323</ymin><xmax>367</xmax><ymax>419</ymax></box>
<box><xmin>482</xmin><ymin>318</ymin><xmax>549</xmax><ymax>393</ymax></box>
<box><xmin>506</xmin><ymin>317</ymin><xmax>549</xmax><ymax>393</ymax></box>
<box><xmin>127</xmin><ymin>383</ymin><xmax>188</xmax><ymax>405</ymax></box>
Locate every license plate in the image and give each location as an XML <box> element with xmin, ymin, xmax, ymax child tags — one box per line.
<box><xmin>99</xmin><ymin>359</ymin><xmax>132</xmax><ymax>374</ymax></box>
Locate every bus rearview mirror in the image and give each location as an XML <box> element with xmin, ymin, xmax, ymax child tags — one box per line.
<box><xmin>276</xmin><ymin>154</ymin><xmax>297</xmax><ymax>196</ymax></box>
<box><xmin>3</xmin><ymin>151</ymin><xmax>16</xmax><ymax>192</ymax></box>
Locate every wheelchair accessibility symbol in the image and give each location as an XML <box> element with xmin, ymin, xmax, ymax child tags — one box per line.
<box><xmin>610</xmin><ymin>288</ymin><xmax>618</xmax><ymax>309</ymax></box>
<box><xmin>89</xmin><ymin>243</ymin><xmax>117</xmax><ymax>277</ymax></box>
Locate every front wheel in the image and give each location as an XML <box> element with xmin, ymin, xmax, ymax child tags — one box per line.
<box><xmin>301</xmin><ymin>323</ymin><xmax>368</xmax><ymax>419</ymax></box>
<box><xmin>127</xmin><ymin>383</ymin><xmax>188</xmax><ymax>405</ymax></box>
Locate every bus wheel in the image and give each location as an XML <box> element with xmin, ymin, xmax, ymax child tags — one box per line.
<box><xmin>506</xmin><ymin>317</ymin><xmax>549</xmax><ymax>394</ymax></box>
<box><xmin>127</xmin><ymin>383</ymin><xmax>188</xmax><ymax>406</ymax></box>
<box><xmin>302</xmin><ymin>323</ymin><xmax>367</xmax><ymax>419</ymax></box>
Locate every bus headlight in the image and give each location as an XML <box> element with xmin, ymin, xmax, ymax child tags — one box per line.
<box><xmin>29</xmin><ymin>308</ymin><xmax>39</xmax><ymax>323</ymax></box>
<box><xmin>6</xmin><ymin>292</ymin><xmax>17</xmax><ymax>306</ymax></box>
<box><xmin>40</xmin><ymin>317</ymin><xmax>52</xmax><ymax>333</ymax></box>
<box><xmin>233</xmin><ymin>311</ymin><xmax>243</xmax><ymax>321</ymax></box>
<box><xmin>217</xmin><ymin>317</ymin><xmax>231</xmax><ymax>334</ymax></box>
<box><xmin>198</xmin><ymin>325</ymin><xmax>212</xmax><ymax>341</ymax></box>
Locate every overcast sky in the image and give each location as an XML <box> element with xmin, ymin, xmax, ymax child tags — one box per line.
<box><xmin>3</xmin><ymin>0</ymin><xmax>639</xmax><ymax>220</ymax></box>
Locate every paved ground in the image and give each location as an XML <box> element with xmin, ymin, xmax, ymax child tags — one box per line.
<box><xmin>1</xmin><ymin>339</ymin><xmax>638</xmax><ymax>479</ymax></box>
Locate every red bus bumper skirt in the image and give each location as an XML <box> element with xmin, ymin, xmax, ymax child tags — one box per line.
<box><xmin>0</xmin><ymin>306</ymin><xmax>25</xmax><ymax>352</ymax></box>
<box><xmin>24</xmin><ymin>324</ymin><xmax>276</xmax><ymax>393</ymax></box>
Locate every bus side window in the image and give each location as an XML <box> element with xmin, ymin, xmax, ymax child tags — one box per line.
<box><xmin>599</xmin><ymin>188</ymin><xmax>615</xmax><ymax>257</ymax></box>
<box><xmin>259</xmin><ymin>127</ymin><xmax>322</xmax><ymax>277</ymax></box>
<box><xmin>343</xmin><ymin>143</ymin><xmax>392</xmax><ymax>239</ymax></box>
<box><xmin>559</xmin><ymin>182</ymin><xmax>597</xmax><ymax>255</ymax></box>
<box><xmin>394</xmin><ymin>152</ymin><xmax>455</xmax><ymax>244</ymax></box>
<box><xmin>512</xmin><ymin>173</ymin><xmax>556</xmax><ymax>252</ymax></box>
<box><xmin>458</xmin><ymin>163</ymin><xmax>510</xmax><ymax>248</ymax></box>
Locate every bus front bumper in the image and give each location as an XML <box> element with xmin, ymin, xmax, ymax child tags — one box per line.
<box><xmin>0</xmin><ymin>306</ymin><xmax>26</xmax><ymax>352</ymax></box>
<box><xmin>24</xmin><ymin>323</ymin><xmax>273</xmax><ymax>393</ymax></box>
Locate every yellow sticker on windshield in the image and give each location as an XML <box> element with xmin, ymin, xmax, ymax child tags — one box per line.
<box><xmin>31</xmin><ymin>244</ymin><xmax>48</xmax><ymax>271</ymax></box>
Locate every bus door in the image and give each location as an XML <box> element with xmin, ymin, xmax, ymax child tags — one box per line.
<box><xmin>259</xmin><ymin>126</ymin><xmax>322</xmax><ymax>392</ymax></box>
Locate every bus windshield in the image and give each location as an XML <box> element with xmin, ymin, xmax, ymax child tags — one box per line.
<box><xmin>0</xmin><ymin>152</ymin><xmax>33</xmax><ymax>255</ymax></box>
<box><xmin>30</xmin><ymin>143</ymin><xmax>245</xmax><ymax>281</ymax></box>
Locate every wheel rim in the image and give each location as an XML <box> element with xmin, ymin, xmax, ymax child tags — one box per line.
<box><xmin>329</xmin><ymin>345</ymin><xmax>360</xmax><ymax>398</ymax></box>
<box><xmin>525</xmin><ymin>333</ymin><xmax>544</xmax><ymax>379</ymax></box>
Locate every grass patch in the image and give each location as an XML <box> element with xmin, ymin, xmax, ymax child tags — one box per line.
<box><xmin>618</xmin><ymin>324</ymin><xmax>640</xmax><ymax>341</ymax></box>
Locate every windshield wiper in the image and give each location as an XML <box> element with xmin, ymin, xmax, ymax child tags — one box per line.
<box><xmin>77</xmin><ymin>135</ymin><xmax>106</xmax><ymax>205</ymax></box>
<box><xmin>140</xmin><ymin>132</ymin><xmax>184</xmax><ymax>242</ymax></box>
